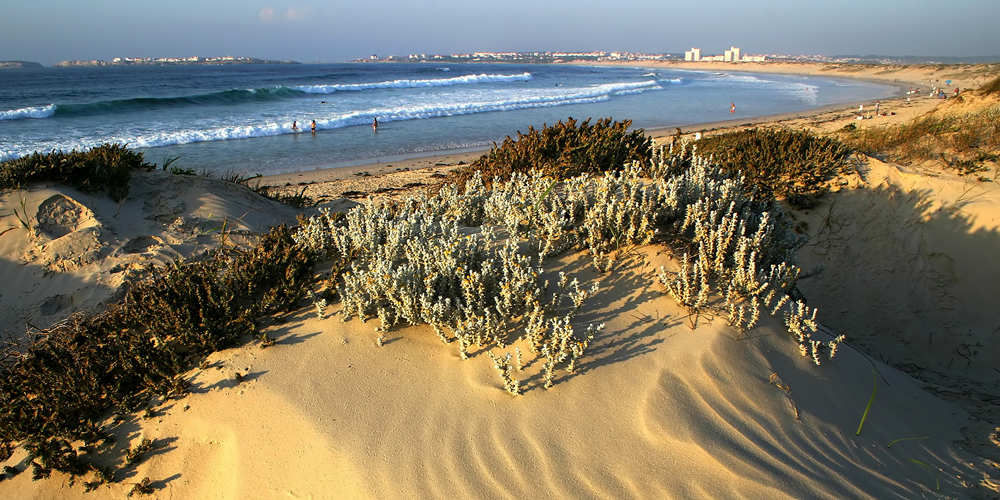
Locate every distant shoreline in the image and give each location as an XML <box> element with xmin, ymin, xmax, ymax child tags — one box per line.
<box><xmin>0</xmin><ymin>61</ymin><xmax>43</xmax><ymax>69</ymax></box>
<box><xmin>52</xmin><ymin>57</ymin><xmax>301</xmax><ymax>68</ymax></box>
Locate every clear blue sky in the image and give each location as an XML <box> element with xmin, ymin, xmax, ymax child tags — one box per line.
<box><xmin>2</xmin><ymin>0</ymin><xmax>997</xmax><ymax>65</ymax></box>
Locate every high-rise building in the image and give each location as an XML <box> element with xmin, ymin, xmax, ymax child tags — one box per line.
<box><xmin>731</xmin><ymin>47</ymin><xmax>742</xmax><ymax>62</ymax></box>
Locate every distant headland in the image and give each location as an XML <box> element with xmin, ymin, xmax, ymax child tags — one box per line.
<box><xmin>53</xmin><ymin>56</ymin><xmax>300</xmax><ymax>67</ymax></box>
<box><xmin>0</xmin><ymin>61</ymin><xmax>44</xmax><ymax>69</ymax></box>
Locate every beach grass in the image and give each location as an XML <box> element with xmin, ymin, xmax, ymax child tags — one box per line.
<box><xmin>0</xmin><ymin>144</ymin><xmax>150</xmax><ymax>202</ymax></box>
<box><xmin>841</xmin><ymin>87</ymin><xmax>1000</xmax><ymax>176</ymax></box>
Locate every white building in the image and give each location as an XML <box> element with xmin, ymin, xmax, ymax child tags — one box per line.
<box><xmin>686</xmin><ymin>45</ymin><xmax>762</xmax><ymax>63</ymax></box>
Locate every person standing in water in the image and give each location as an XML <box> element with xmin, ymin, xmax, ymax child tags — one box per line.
<box><xmin>373</xmin><ymin>117</ymin><xmax>379</xmax><ymax>130</ymax></box>
<box><xmin>730</xmin><ymin>102</ymin><xmax>736</xmax><ymax>113</ymax></box>
<box><xmin>292</xmin><ymin>120</ymin><xmax>298</xmax><ymax>130</ymax></box>
<box><xmin>311</xmin><ymin>120</ymin><xmax>316</xmax><ymax>133</ymax></box>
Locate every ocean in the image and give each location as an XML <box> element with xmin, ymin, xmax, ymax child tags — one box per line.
<box><xmin>0</xmin><ymin>63</ymin><xmax>896</xmax><ymax>176</ymax></box>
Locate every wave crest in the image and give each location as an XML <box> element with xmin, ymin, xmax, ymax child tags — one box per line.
<box><xmin>293</xmin><ymin>72</ymin><xmax>533</xmax><ymax>94</ymax></box>
<box><xmin>0</xmin><ymin>104</ymin><xmax>56</xmax><ymax>121</ymax></box>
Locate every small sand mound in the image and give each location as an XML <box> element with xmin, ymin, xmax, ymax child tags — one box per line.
<box><xmin>38</xmin><ymin>293</ymin><xmax>74</xmax><ymax>317</ymax></box>
<box><xmin>35</xmin><ymin>193</ymin><xmax>92</xmax><ymax>239</ymax></box>
<box><xmin>23</xmin><ymin>225</ymin><xmax>107</xmax><ymax>273</ymax></box>
<box><xmin>121</xmin><ymin>235</ymin><xmax>164</xmax><ymax>254</ymax></box>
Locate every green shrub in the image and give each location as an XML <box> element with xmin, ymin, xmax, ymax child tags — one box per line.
<box><xmin>450</xmin><ymin>117</ymin><xmax>652</xmax><ymax>186</ymax></box>
<box><xmin>692</xmin><ymin>128</ymin><xmax>852</xmax><ymax>208</ymax></box>
<box><xmin>0</xmin><ymin>144</ymin><xmax>150</xmax><ymax>202</ymax></box>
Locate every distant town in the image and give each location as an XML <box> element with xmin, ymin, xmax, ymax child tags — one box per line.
<box><xmin>2</xmin><ymin>49</ymin><xmax>996</xmax><ymax>70</ymax></box>
<box><xmin>355</xmin><ymin>49</ymin><xmax>995</xmax><ymax>66</ymax></box>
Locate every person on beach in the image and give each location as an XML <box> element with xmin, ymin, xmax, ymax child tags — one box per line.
<box><xmin>311</xmin><ymin>120</ymin><xmax>316</xmax><ymax>132</ymax></box>
<box><xmin>874</xmin><ymin>101</ymin><xmax>880</xmax><ymax>115</ymax></box>
<box><xmin>373</xmin><ymin>117</ymin><xmax>379</xmax><ymax>130</ymax></box>
<box><xmin>730</xmin><ymin>102</ymin><xmax>735</xmax><ymax>113</ymax></box>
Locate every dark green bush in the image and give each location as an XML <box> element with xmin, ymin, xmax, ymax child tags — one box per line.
<box><xmin>450</xmin><ymin>117</ymin><xmax>652</xmax><ymax>186</ymax></box>
<box><xmin>694</xmin><ymin>128</ymin><xmax>852</xmax><ymax>208</ymax></box>
<box><xmin>0</xmin><ymin>226</ymin><xmax>316</xmax><ymax>485</ymax></box>
<box><xmin>0</xmin><ymin>144</ymin><xmax>150</xmax><ymax>201</ymax></box>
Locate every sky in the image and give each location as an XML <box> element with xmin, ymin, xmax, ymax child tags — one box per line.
<box><xmin>1</xmin><ymin>0</ymin><xmax>998</xmax><ymax>65</ymax></box>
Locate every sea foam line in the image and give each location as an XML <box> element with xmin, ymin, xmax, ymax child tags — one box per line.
<box><xmin>2</xmin><ymin>78</ymin><xmax>662</xmax><ymax>159</ymax></box>
<box><xmin>292</xmin><ymin>72</ymin><xmax>533</xmax><ymax>94</ymax></box>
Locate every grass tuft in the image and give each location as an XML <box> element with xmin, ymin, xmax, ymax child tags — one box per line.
<box><xmin>855</xmin><ymin>368</ymin><xmax>877</xmax><ymax>436</ymax></box>
<box><xmin>906</xmin><ymin>459</ymin><xmax>940</xmax><ymax>491</ymax></box>
<box><xmin>0</xmin><ymin>144</ymin><xmax>150</xmax><ymax>202</ymax></box>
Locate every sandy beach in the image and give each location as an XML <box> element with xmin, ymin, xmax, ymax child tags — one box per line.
<box><xmin>2</xmin><ymin>61</ymin><xmax>999</xmax><ymax>499</ymax></box>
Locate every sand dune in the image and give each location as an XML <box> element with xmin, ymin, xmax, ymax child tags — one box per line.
<box><xmin>3</xmin><ymin>64</ymin><xmax>1000</xmax><ymax>499</ymax></box>
<box><xmin>4</xmin><ymin>244</ymin><xmax>984</xmax><ymax>499</ymax></box>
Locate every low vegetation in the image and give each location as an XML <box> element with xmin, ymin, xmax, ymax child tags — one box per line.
<box><xmin>841</xmin><ymin>79</ymin><xmax>1000</xmax><ymax>177</ymax></box>
<box><xmin>0</xmin><ymin>144</ymin><xmax>150</xmax><ymax>202</ymax></box>
<box><xmin>447</xmin><ymin>117</ymin><xmax>652</xmax><ymax>187</ymax></box>
<box><xmin>0</xmin><ymin>226</ymin><xmax>315</xmax><ymax>486</ymax></box>
<box><xmin>979</xmin><ymin>74</ymin><xmax>1000</xmax><ymax>95</ymax></box>
<box><xmin>689</xmin><ymin>128</ymin><xmax>853</xmax><ymax>208</ymax></box>
<box><xmin>2</xmin><ymin>129</ymin><xmax>846</xmax><ymax>490</ymax></box>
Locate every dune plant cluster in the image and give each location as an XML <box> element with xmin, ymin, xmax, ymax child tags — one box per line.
<box><xmin>687</xmin><ymin>128</ymin><xmax>853</xmax><ymax>208</ymax></box>
<box><xmin>0</xmin><ymin>226</ymin><xmax>315</xmax><ymax>487</ymax></box>
<box><xmin>0</xmin><ymin>134</ymin><xmax>844</xmax><ymax>488</ymax></box>
<box><xmin>293</xmin><ymin>172</ymin><xmax>622</xmax><ymax>393</ymax></box>
<box><xmin>297</xmin><ymin>139</ymin><xmax>842</xmax><ymax>397</ymax></box>
<box><xmin>0</xmin><ymin>144</ymin><xmax>150</xmax><ymax>202</ymax></box>
<box><xmin>447</xmin><ymin>117</ymin><xmax>652</xmax><ymax>187</ymax></box>
<box><xmin>645</xmin><ymin>145</ymin><xmax>842</xmax><ymax>362</ymax></box>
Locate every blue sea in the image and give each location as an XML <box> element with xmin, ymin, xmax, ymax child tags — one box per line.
<box><xmin>0</xmin><ymin>63</ymin><xmax>897</xmax><ymax>176</ymax></box>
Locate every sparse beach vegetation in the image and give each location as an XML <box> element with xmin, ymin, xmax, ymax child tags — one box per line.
<box><xmin>8</xmin><ymin>107</ymin><xmax>974</xmax><ymax>491</ymax></box>
<box><xmin>842</xmin><ymin>80</ymin><xmax>1000</xmax><ymax>176</ymax></box>
<box><xmin>0</xmin><ymin>144</ymin><xmax>149</xmax><ymax>202</ymax></box>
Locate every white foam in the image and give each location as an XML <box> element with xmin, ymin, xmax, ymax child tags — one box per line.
<box><xmin>293</xmin><ymin>72</ymin><xmax>532</xmax><ymax>94</ymax></box>
<box><xmin>615</xmin><ymin>85</ymin><xmax>663</xmax><ymax>95</ymax></box>
<box><xmin>0</xmin><ymin>104</ymin><xmax>56</xmax><ymax>121</ymax></box>
<box><xmin>1</xmin><ymin>78</ymin><xmax>665</xmax><ymax>160</ymax></box>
